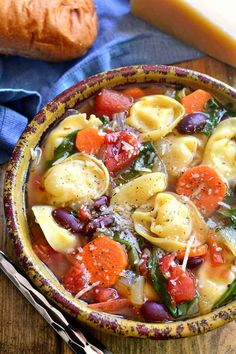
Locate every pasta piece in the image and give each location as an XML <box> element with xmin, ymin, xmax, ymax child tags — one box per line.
<box><xmin>132</xmin><ymin>192</ymin><xmax>209</xmax><ymax>252</ymax></box>
<box><xmin>151</xmin><ymin>193</ymin><xmax>191</xmax><ymax>240</ymax></box>
<box><xmin>111</xmin><ymin>172</ymin><xmax>167</xmax><ymax>207</ymax></box>
<box><xmin>43</xmin><ymin>153</ymin><xmax>109</xmax><ymax>206</ymax></box>
<box><xmin>182</xmin><ymin>195</ymin><xmax>209</xmax><ymax>245</ymax></box>
<box><xmin>155</xmin><ymin>134</ymin><xmax>203</xmax><ymax>183</ymax></box>
<box><xmin>43</xmin><ymin>113</ymin><xmax>102</xmax><ymax>161</ymax></box>
<box><xmin>217</xmin><ymin>227</ymin><xmax>236</xmax><ymax>257</ymax></box>
<box><xmin>202</xmin><ymin>118</ymin><xmax>236</xmax><ymax>184</ymax></box>
<box><xmin>197</xmin><ymin>256</ymin><xmax>236</xmax><ymax>313</ymax></box>
<box><xmin>32</xmin><ymin>205</ymin><xmax>79</xmax><ymax>253</ymax></box>
<box><xmin>132</xmin><ymin>193</ymin><xmax>191</xmax><ymax>251</ymax></box>
<box><xmin>126</xmin><ymin>95</ymin><xmax>185</xmax><ymax>140</ymax></box>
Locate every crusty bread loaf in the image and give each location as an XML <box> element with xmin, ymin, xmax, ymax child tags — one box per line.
<box><xmin>0</xmin><ymin>0</ymin><xmax>98</xmax><ymax>62</ymax></box>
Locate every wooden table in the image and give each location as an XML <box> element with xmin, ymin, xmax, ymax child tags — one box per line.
<box><xmin>1</xmin><ymin>57</ymin><xmax>236</xmax><ymax>354</ymax></box>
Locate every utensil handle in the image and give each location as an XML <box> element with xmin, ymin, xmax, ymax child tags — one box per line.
<box><xmin>0</xmin><ymin>251</ymin><xmax>111</xmax><ymax>354</ymax></box>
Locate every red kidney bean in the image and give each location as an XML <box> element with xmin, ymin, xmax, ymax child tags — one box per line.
<box><xmin>186</xmin><ymin>257</ymin><xmax>203</xmax><ymax>269</ymax></box>
<box><xmin>83</xmin><ymin>215</ymin><xmax>115</xmax><ymax>235</ymax></box>
<box><xmin>78</xmin><ymin>205</ymin><xmax>92</xmax><ymax>223</ymax></box>
<box><xmin>141</xmin><ymin>301</ymin><xmax>173</xmax><ymax>322</ymax></box>
<box><xmin>177</xmin><ymin>112</ymin><xmax>208</xmax><ymax>134</ymax></box>
<box><xmin>52</xmin><ymin>208</ymin><xmax>82</xmax><ymax>233</ymax></box>
<box><xmin>93</xmin><ymin>195</ymin><xmax>110</xmax><ymax>212</ymax></box>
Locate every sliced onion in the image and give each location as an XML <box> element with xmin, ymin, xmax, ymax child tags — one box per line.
<box><xmin>111</xmin><ymin>112</ymin><xmax>126</xmax><ymax>131</ymax></box>
<box><xmin>115</xmin><ymin>270</ymin><xmax>136</xmax><ymax>298</ymax></box>
<box><xmin>144</xmin><ymin>281</ymin><xmax>159</xmax><ymax>302</ymax></box>
<box><xmin>30</xmin><ymin>147</ymin><xmax>42</xmax><ymax>168</ymax></box>
<box><xmin>217</xmin><ymin>227</ymin><xmax>236</xmax><ymax>257</ymax></box>
<box><xmin>130</xmin><ymin>275</ymin><xmax>145</xmax><ymax>306</ymax></box>
<box><xmin>115</xmin><ymin>271</ymin><xmax>145</xmax><ymax>306</ymax></box>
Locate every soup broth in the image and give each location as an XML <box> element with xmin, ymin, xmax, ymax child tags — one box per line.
<box><xmin>27</xmin><ymin>84</ymin><xmax>236</xmax><ymax>322</ymax></box>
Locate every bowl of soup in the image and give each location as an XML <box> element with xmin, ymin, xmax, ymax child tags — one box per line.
<box><xmin>4</xmin><ymin>65</ymin><xmax>236</xmax><ymax>339</ymax></box>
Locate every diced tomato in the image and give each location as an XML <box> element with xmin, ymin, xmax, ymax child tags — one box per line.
<box><xmin>32</xmin><ymin>241</ymin><xmax>54</xmax><ymax>265</ymax></box>
<box><xmin>104</xmin><ymin>131</ymin><xmax>140</xmax><ymax>172</ymax></box>
<box><xmin>94</xmin><ymin>88</ymin><xmax>133</xmax><ymax>118</ymax></box>
<box><xmin>62</xmin><ymin>262</ymin><xmax>90</xmax><ymax>295</ymax></box>
<box><xmin>93</xmin><ymin>286</ymin><xmax>119</xmax><ymax>303</ymax></box>
<box><xmin>32</xmin><ymin>231</ymin><xmax>68</xmax><ymax>279</ymax></box>
<box><xmin>208</xmin><ymin>233</ymin><xmax>225</xmax><ymax>265</ymax></box>
<box><xmin>159</xmin><ymin>254</ymin><xmax>176</xmax><ymax>275</ymax></box>
<box><xmin>32</xmin><ymin>224</ymin><xmax>62</xmax><ymax>265</ymax></box>
<box><xmin>139</xmin><ymin>248</ymin><xmax>151</xmax><ymax>277</ymax></box>
<box><xmin>65</xmin><ymin>250</ymin><xmax>83</xmax><ymax>265</ymax></box>
<box><xmin>88</xmin><ymin>299</ymin><xmax>141</xmax><ymax>319</ymax></box>
<box><xmin>160</xmin><ymin>254</ymin><xmax>195</xmax><ymax>304</ymax></box>
<box><xmin>167</xmin><ymin>266</ymin><xmax>195</xmax><ymax>304</ymax></box>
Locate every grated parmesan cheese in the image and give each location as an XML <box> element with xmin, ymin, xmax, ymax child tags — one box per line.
<box><xmin>190</xmin><ymin>183</ymin><xmax>205</xmax><ymax>199</ymax></box>
<box><xmin>182</xmin><ymin>235</ymin><xmax>195</xmax><ymax>272</ymax></box>
<box><xmin>30</xmin><ymin>147</ymin><xmax>42</xmax><ymax>166</ymax></box>
<box><xmin>52</xmin><ymin>153</ymin><xmax>69</xmax><ymax>166</ymax></box>
<box><xmin>218</xmin><ymin>201</ymin><xmax>231</xmax><ymax>210</ymax></box>
<box><xmin>206</xmin><ymin>219</ymin><xmax>217</xmax><ymax>228</ymax></box>
<box><xmin>121</xmin><ymin>141</ymin><xmax>135</xmax><ymax>152</ymax></box>
<box><xmin>75</xmin><ymin>281</ymin><xmax>100</xmax><ymax>299</ymax></box>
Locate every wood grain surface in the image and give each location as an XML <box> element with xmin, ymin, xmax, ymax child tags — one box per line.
<box><xmin>1</xmin><ymin>57</ymin><xmax>236</xmax><ymax>354</ymax></box>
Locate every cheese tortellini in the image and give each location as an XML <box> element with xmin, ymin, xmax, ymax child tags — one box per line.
<box><xmin>202</xmin><ymin>118</ymin><xmax>236</xmax><ymax>184</ymax></box>
<box><xmin>43</xmin><ymin>113</ymin><xmax>102</xmax><ymax>161</ymax></box>
<box><xmin>155</xmin><ymin>134</ymin><xmax>206</xmax><ymax>182</ymax></box>
<box><xmin>126</xmin><ymin>95</ymin><xmax>185</xmax><ymax>141</ymax></box>
<box><xmin>111</xmin><ymin>172</ymin><xmax>167</xmax><ymax>207</ymax></box>
<box><xmin>197</xmin><ymin>257</ymin><xmax>236</xmax><ymax>313</ymax></box>
<box><xmin>43</xmin><ymin>153</ymin><xmax>109</xmax><ymax>206</ymax></box>
<box><xmin>132</xmin><ymin>193</ymin><xmax>191</xmax><ymax>251</ymax></box>
<box><xmin>32</xmin><ymin>205</ymin><xmax>79</xmax><ymax>253</ymax></box>
<box><xmin>132</xmin><ymin>192</ymin><xmax>209</xmax><ymax>251</ymax></box>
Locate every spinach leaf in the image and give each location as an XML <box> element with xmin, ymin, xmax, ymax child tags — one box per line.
<box><xmin>148</xmin><ymin>248</ymin><xmax>176</xmax><ymax>315</ymax></box>
<box><xmin>49</xmin><ymin>129</ymin><xmax>79</xmax><ymax>166</ymax></box>
<box><xmin>99</xmin><ymin>116</ymin><xmax>110</xmax><ymax>127</ymax></box>
<box><xmin>116</xmin><ymin>141</ymin><xmax>157</xmax><ymax>184</ymax></box>
<box><xmin>115</xmin><ymin>170</ymin><xmax>142</xmax><ymax>184</ymax></box>
<box><xmin>148</xmin><ymin>248</ymin><xmax>198</xmax><ymax>318</ymax></box>
<box><xmin>218</xmin><ymin>207</ymin><xmax>236</xmax><ymax>228</ymax></box>
<box><xmin>213</xmin><ymin>279</ymin><xmax>236</xmax><ymax>309</ymax></box>
<box><xmin>113</xmin><ymin>231</ymin><xmax>140</xmax><ymax>272</ymax></box>
<box><xmin>202</xmin><ymin>98</ymin><xmax>226</xmax><ymax>136</ymax></box>
<box><xmin>132</xmin><ymin>141</ymin><xmax>156</xmax><ymax>172</ymax></box>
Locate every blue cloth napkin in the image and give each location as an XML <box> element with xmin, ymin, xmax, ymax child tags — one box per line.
<box><xmin>0</xmin><ymin>0</ymin><xmax>203</xmax><ymax>163</ymax></box>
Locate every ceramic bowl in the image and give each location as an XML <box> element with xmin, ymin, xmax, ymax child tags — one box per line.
<box><xmin>4</xmin><ymin>65</ymin><xmax>236</xmax><ymax>339</ymax></box>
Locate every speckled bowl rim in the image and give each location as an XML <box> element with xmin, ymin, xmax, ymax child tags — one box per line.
<box><xmin>4</xmin><ymin>65</ymin><xmax>236</xmax><ymax>340</ymax></box>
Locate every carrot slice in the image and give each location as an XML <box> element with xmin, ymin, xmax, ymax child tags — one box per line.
<box><xmin>75</xmin><ymin>127</ymin><xmax>104</xmax><ymax>154</ymax></box>
<box><xmin>88</xmin><ymin>299</ymin><xmax>130</xmax><ymax>313</ymax></box>
<box><xmin>180</xmin><ymin>89</ymin><xmax>212</xmax><ymax>114</ymax></box>
<box><xmin>176</xmin><ymin>165</ymin><xmax>227</xmax><ymax>216</ymax></box>
<box><xmin>123</xmin><ymin>87</ymin><xmax>145</xmax><ymax>100</ymax></box>
<box><xmin>177</xmin><ymin>244</ymin><xmax>208</xmax><ymax>261</ymax></box>
<box><xmin>82</xmin><ymin>236</ymin><xmax>128</xmax><ymax>287</ymax></box>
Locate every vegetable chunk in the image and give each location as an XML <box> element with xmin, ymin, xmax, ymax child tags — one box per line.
<box><xmin>180</xmin><ymin>89</ymin><xmax>212</xmax><ymax>114</ymax></box>
<box><xmin>176</xmin><ymin>165</ymin><xmax>227</xmax><ymax>216</ymax></box>
<box><xmin>82</xmin><ymin>236</ymin><xmax>128</xmax><ymax>287</ymax></box>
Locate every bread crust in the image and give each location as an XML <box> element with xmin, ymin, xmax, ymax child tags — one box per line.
<box><xmin>0</xmin><ymin>0</ymin><xmax>98</xmax><ymax>61</ymax></box>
